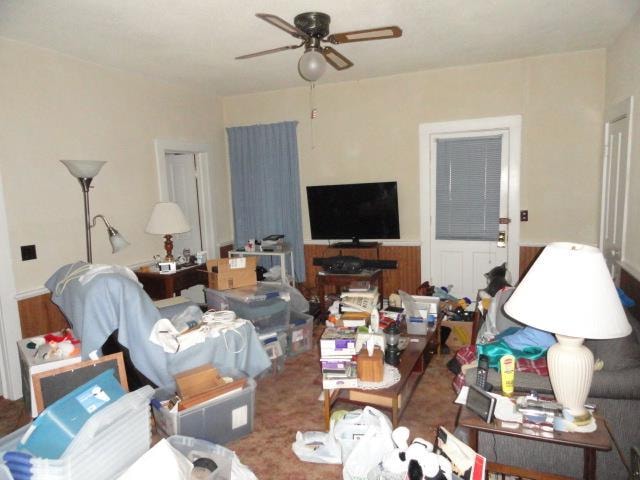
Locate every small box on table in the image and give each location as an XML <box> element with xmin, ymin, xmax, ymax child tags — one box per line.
<box><xmin>404</xmin><ymin>295</ymin><xmax>439</xmax><ymax>335</ymax></box>
<box><xmin>204</xmin><ymin>257</ymin><xmax>257</xmax><ymax>290</ymax></box>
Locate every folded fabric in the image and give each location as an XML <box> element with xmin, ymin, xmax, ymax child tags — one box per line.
<box><xmin>501</xmin><ymin>326</ymin><xmax>556</xmax><ymax>351</ymax></box>
<box><xmin>477</xmin><ymin>340</ymin><xmax>548</xmax><ymax>369</ymax></box>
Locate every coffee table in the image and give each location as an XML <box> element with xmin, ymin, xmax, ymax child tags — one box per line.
<box><xmin>322</xmin><ymin>324</ymin><xmax>439</xmax><ymax>429</ymax></box>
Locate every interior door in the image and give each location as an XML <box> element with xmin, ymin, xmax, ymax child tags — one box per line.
<box><xmin>601</xmin><ymin>111</ymin><xmax>631</xmax><ymax>282</ymax></box>
<box><xmin>165</xmin><ymin>153</ymin><xmax>203</xmax><ymax>259</ymax></box>
<box><xmin>429</xmin><ymin>131</ymin><xmax>510</xmax><ymax>299</ymax></box>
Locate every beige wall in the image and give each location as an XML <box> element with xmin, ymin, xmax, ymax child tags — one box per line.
<box><xmin>606</xmin><ymin>12</ymin><xmax>640</xmax><ymax>273</ymax></box>
<box><xmin>0</xmin><ymin>39</ymin><xmax>232</xmax><ymax>292</ymax></box>
<box><xmin>223</xmin><ymin>50</ymin><xmax>606</xmax><ymax>247</ymax></box>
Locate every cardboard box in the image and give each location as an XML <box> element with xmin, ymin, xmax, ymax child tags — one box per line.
<box><xmin>441</xmin><ymin>320</ymin><xmax>473</xmax><ymax>348</ymax></box>
<box><xmin>205</xmin><ymin>256</ymin><xmax>257</xmax><ymax>290</ymax></box>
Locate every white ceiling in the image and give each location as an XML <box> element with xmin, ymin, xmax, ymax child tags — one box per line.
<box><xmin>1</xmin><ymin>0</ymin><xmax>638</xmax><ymax>96</ymax></box>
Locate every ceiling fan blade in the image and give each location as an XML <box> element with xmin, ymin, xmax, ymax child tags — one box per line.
<box><xmin>323</xmin><ymin>47</ymin><xmax>354</xmax><ymax>71</ymax></box>
<box><xmin>327</xmin><ymin>26</ymin><xmax>402</xmax><ymax>44</ymax></box>
<box><xmin>256</xmin><ymin>13</ymin><xmax>308</xmax><ymax>39</ymax></box>
<box><xmin>236</xmin><ymin>43</ymin><xmax>304</xmax><ymax>60</ymax></box>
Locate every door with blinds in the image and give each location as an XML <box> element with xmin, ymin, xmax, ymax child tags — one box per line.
<box><xmin>429</xmin><ymin>131</ymin><xmax>510</xmax><ymax>299</ymax></box>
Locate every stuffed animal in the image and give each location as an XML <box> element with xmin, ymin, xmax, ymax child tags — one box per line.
<box><xmin>381</xmin><ymin>427</ymin><xmax>452</xmax><ymax>480</ymax></box>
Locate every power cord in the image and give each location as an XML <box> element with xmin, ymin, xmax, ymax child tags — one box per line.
<box><xmin>201</xmin><ymin>309</ymin><xmax>247</xmax><ymax>354</ymax></box>
<box><xmin>54</xmin><ymin>262</ymin><xmax>92</xmax><ymax>296</ymax></box>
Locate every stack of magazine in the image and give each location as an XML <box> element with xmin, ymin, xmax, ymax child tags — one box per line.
<box><xmin>320</xmin><ymin>327</ymin><xmax>358</xmax><ymax>389</ymax></box>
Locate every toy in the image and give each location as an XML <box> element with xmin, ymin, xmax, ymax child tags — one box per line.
<box><xmin>381</xmin><ymin>426</ymin><xmax>453</xmax><ymax>480</ymax></box>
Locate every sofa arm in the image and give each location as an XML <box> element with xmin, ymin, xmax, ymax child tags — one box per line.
<box><xmin>588</xmin><ymin>367</ymin><xmax>640</xmax><ymax>400</ymax></box>
<box><xmin>465</xmin><ymin>367</ymin><xmax>553</xmax><ymax>394</ymax></box>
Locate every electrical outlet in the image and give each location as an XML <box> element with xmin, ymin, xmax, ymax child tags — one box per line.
<box><xmin>520</xmin><ymin>210</ymin><xmax>529</xmax><ymax>222</ymax></box>
<box><xmin>21</xmin><ymin>244</ymin><xmax>37</xmax><ymax>261</ymax></box>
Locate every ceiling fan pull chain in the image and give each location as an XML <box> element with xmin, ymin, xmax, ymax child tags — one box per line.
<box><xmin>309</xmin><ymin>82</ymin><xmax>317</xmax><ymax>150</ymax></box>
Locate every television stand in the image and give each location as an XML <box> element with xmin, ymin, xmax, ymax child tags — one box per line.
<box><xmin>330</xmin><ymin>241</ymin><xmax>381</xmax><ymax>249</ymax></box>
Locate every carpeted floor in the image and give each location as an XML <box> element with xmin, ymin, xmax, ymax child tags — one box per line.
<box><xmin>0</xmin><ymin>325</ymin><xmax>459</xmax><ymax>479</ymax></box>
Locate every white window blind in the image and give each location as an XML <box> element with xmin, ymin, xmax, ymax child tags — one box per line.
<box><xmin>435</xmin><ymin>135</ymin><xmax>502</xmax><ymax>241</ymax></box>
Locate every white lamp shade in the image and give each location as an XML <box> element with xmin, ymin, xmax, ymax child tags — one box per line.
<box><xmin>145</xmin><ymin>202</ymin><xmax>191</xmax><ymax>235</ymax></box>
<box><xmin>298</xmin><ymin>50</ymin><xmax>327</xmax><ymax>82</ymax></box>
<box><xmin>61</xmin><ymin>160</ymin><xmax>106</xmax><ymax>179</ymax></box>
<box><xmin>504</xmin><ymin>242</ymin><xmax>630</xmax><ymax>339</ymax></box>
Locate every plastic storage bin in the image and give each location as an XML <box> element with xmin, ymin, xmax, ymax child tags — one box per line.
<box><xmin>404</xmin><ymin>295</ymin><xmax>439</xmax><ymax>335</ymax></box>
<box><xmin>18</xmin><ymin>369</ymin><xmax>125</xmax><ymax>459</ymax></box>
<box><xmin>288</xmin><ymin>311</ymin><xmax>314</xmax><ymax>356</ymax></box>
<box><xmin>259</xmin><ymin>330</ymin><xmax>288</xmax><ymax>374</ymax></box>
<box><xmin>205</xmin><ymin>288</ymin><xmax>291</xmax><ymax>334</ymax></box>
<box><xmin>167</xmin><ymin>436</ymin><xmax>234</xmax><ymax>480</ymax></box>
<box><xmin>0</xmin><ymin>386</ymin><xmax>153</xmax><ymax>480</ymax></box>
<box><xmin>152</xmin><ymin>377</ymin><xmax>256</xmax><ymax>445</ymax></box>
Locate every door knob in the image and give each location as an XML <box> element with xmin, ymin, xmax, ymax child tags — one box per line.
<box><xmin>497</xmin><ymin>231</ymin><xmax>506</xmax><ymax>248</ymax></box>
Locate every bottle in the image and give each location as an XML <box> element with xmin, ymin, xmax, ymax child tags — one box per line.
<box><xmin>476</xmin><ymin>354</ymin><xmax>489</xmax><ymax>390</ymax></box>
<box><xmin>499</xmin><ymin>354</ymin><xmax>516</xmax><ymax>396</ymax></box>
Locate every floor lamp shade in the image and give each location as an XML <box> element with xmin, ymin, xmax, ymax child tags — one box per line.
<box><xmin>61</xmin><ymin>160</ymin><xmax>128</xmax><ymax>262</ymax></box>
<box><xmin>61</xmin><ymin>160</ymin><xmax>106</xmax><ymax>179</ymax></box>
<box><xmin>504</xmin><ymin>242</ymin><xmax>631</xmax><ymax>415</ymax></box>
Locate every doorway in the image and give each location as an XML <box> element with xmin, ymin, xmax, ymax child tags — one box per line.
<box><xmin>165</xmin><ymin>153</ymin><xmax>204</xmax><ymax>258</ymax></box>
<box><xmin>154</xmin><ymin>140</ymin><xmax>217</xmax><ymax>301</ymax></box>
<box><xmin>600</xmin><ymin>97</ymin><xmax>634</xmax><ymax>283</ymax></box>
<box><xmin>419</xmin><ymin>116</ymin><xmax>521</xmax><ymax>299</ymax></box>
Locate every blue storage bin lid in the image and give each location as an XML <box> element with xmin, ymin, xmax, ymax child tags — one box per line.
<box><xmin>17</xmin><ymin>369</ymin><xmax>125</xmax><ymax>460</ymax></box>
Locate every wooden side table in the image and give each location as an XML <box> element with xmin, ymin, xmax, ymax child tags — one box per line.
<box><xmin>316</xmin><ymin>269</ymin><xmax>383</xmax><ymax>314</ymax></box>
<box><xmin>135</xmin><ymin>264</ymin><xmax>207</xmax><ymax>300</ymax></box>
<box><xmin>458</xmin><ymin>405</ymin><xmax>611</xmax><ymax>480</ymax></box>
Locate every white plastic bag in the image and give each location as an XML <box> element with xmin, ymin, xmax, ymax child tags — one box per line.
<box><xmin>291</xmin><ymin>424</ymin><xmax>342</xmax><ymax>464</ymax></box>
<box><xmin>334</xmin><ymin>407</ymin><xmax>395</xmax><ymax>480</ymax></box>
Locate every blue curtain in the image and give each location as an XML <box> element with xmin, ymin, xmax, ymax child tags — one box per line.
<box><xmin>226</xmin><ymin>121</ymin><xmax>305</xmax><ymax>282</ymax></box>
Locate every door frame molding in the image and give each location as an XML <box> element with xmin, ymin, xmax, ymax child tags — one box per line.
<box><xmin>600</xmin><ymin>96</ymin><xmax>634</xmax><ymax>279</ymax></box>
<box><xmin>418</xmin><ymin>115</ymin><xmax>522</xmax><ymax>285</ymax></box>
<box><xmin>0</xmin><ymin>166</ymin><xmax>23</xmax><ymax>399</ymax></box>
<box><xmin>154</xmin><ymin>139</ymin><xmax>218</xmax><ymax>259</ymax></box>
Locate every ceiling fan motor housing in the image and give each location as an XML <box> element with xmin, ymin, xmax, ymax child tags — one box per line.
<box><xmin>294</xmin><ymin>12</ymin><xmax>331</xmax><ymax>38</ymax></box>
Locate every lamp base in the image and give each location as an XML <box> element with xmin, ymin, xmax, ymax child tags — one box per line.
<box><xmin>163</xmin><ymin>234</ymin><xmax>174</xmax><ymax>262</ymax></box>
<box><xmin>548</xmin><ymin>334</ymin><xmax>594</xmax><ymax>417</ymax></box>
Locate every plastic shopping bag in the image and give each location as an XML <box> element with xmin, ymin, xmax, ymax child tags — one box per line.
<box><xmin>291</xmin><ymin>421</ymin><xmax>342</xmax><ymax>464</ymax></box>
<box><xmin>333</xmin><ymin>407</ymin><xmax>395</xmax><ymax>480</ymax></box>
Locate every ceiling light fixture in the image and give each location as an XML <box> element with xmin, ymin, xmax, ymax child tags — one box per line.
<box><xmin>298</xmin><ymin>46</ymin><xmax>327</xmax><ymax>82</ymax></box>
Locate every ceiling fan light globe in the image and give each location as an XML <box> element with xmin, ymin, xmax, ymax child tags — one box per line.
<box><xmin>298</xmin><ymin>50</ymin><xmax>327</xmax><ymax>82</ymax></box>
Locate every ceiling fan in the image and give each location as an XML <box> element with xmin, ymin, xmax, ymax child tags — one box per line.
<box><xmin>236</xmin><ymin>12</ymin><xmax>402</xmax><ymax>82</ymax></box>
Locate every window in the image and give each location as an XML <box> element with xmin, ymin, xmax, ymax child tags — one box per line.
<box><xmin>435</xmin><ymin>135</ymin><xmax>502</xmax><ymax>241</ymax></box>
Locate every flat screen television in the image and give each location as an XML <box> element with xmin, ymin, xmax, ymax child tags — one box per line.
<box><xmin>306</xmin><ymin>181</ymin><xmax>400</xmax><ymax>247</ymax></box>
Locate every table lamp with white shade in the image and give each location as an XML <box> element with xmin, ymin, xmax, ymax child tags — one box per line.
<box><xmin>503</xmin><ymin>242</ymin><xmax>631</xmax><ymax>418</ymax></box>
<box><xmin>145</xmin><ymin>202</ymin><xmax>191</xmax><ymax>261</ymax></box>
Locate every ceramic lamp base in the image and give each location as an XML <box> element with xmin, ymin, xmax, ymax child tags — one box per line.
<box><xmin>547</xmin><ymin>334</ymin><xmax>594</xmax><ymax>417</ymax></box>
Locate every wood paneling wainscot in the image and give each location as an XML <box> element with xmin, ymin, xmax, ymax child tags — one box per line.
<box><xmin>519</xmin><ymin>245</ymin><xmax>545</xmax><ymax>279</ymax></box>
<box><xmin>303</xmin><ymin>244</ymin><xmax>421</xmax><ymax>298</ymax></box>
<box><xmin>15</xmin><ymin>244</ymin><xmax>549</xmax><ymax>337</ymax></box>
<box><xmin>18</xmin><ymin>293</ymin><xmax>69</xmax><ymax>338</ymax></box>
